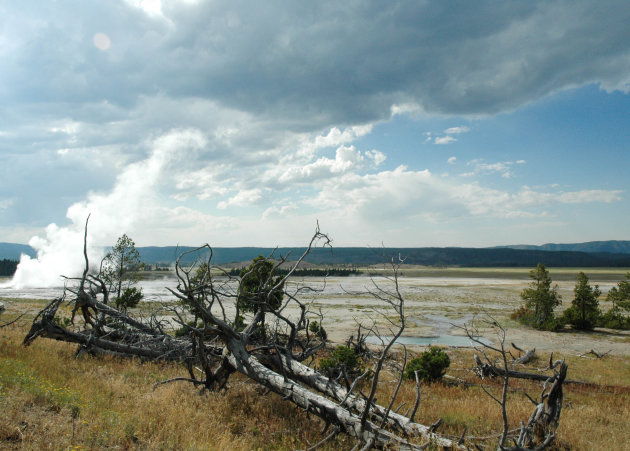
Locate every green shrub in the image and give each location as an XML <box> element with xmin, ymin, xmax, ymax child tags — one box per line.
<box><xmin>404</xmin><ymin>347</ymin><xmax>450</xmax><ymax>382</ymax></box>
<box><xmin>232</xmin><ymin>314</ymin><xmax>246</xmax><ymax>331</ymax></box>
<box><xmin>115</xmin><ymin>286</ymin><xmax>143</xmax><ymax>312</ymax></box>
<box><xmin>598</xmin><ymin>309</ymin><xmax>630</xmax><ymax>330</ymax></box>
<box><xmin>309</xmin><ymin>321</ymin><xmax>327</xmax><ymax>340</ymax></box>
<box><xmin>238</xmin><ymin>256</ymin><xmax>284</xmax><ymax>314</ymax></box>
<box><xmin>511</xmin><ymin>306</ymin><xmax>562</xmax><ymax>331</ymax></box>
<box><xmin>174</xmin><ymin>320</ymin><xmax>199</xmax><ymax>337</ymax></box>
<box><xmin>318</xmin><ymin>345</ymin><xmax>362</xmax><ymax>378</ymax></box>
<box><xmin>510</xmin><ymin>306</ymin><xmax>533</xmax><ymax>321</ymax></box>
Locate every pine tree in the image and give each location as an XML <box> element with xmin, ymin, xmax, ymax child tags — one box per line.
<box><xmin>562</xmin><ymin>272</ymin><xmax>601</xmax><ymax>330</ymax></box>
<box><xmin>519</xmin><ymin>263</ymin><xmax>562</xmax><ymax>330</ymax></box>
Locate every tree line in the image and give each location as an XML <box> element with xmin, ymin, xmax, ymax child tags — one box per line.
<box><xmin>227</xmin><ymin>265</ymin><xmax>363</xmax><ymax>277</ymax></box>
<box><xmin>512</xmin><ymin>263</ymin><xmax>630</xmax><ymax>330</ymax></box>
<box><xmin>0</xmin><ymin>259</ymin><xmax>18</xmax><ymax>277</ymax></box>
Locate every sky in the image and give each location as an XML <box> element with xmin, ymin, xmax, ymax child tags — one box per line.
<box><xmin>1</xmin><ymin>0</ymin><xmax>630</xmax><ymax>253</ymax></box>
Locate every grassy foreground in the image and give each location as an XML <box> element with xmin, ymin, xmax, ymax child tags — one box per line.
<box><xmin>1</xmin><ymin>307</ymin><xmax>629</xmax><ymax>450</ymax></box>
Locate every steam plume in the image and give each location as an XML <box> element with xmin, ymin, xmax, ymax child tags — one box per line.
<box><xmin>2</xmin><ymin>130</ymin><xmax>205</xmax><ymax>289</ymax></box>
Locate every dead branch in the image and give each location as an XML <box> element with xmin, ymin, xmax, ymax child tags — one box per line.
<box><xmin>513</xmin><ymin>348</ymin><xmax>537</xmax><ymax>365</ymax></box>
<box><xmin>463</xmin><ymin>315</ymin><xmax>567</xmax><ymax>450</ymax></box>
<box><xmin>0</xmin><ymin>302</ymin><xmax>25</xmax><ymax>328</ymax></box>
<box><xmin>581</xmin><ymin>349</ymin><xmax>611</xmax><ymax>359</ymax></box>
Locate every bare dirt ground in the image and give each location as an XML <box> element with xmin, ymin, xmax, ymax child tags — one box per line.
<box><xmin>289</xmin><ymin>272</ymin><xmax>630</xmax><ymax>356</ymax></box>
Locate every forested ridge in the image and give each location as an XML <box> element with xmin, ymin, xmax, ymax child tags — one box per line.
<box><xmin>0</xmin><ymin>259</ymin><xmax>18</xmax><ymax>276</ymax></box>
<box><xmin>136</xmin><ymin>245</ymin><xmax>630</xmax><ymax>267</ymax></box>
<box><xmin>3</xmin><ymin>241</ymin><xmax>630</xmax><ymax>270</ymax></box>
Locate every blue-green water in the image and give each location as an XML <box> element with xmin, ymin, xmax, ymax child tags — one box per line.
<box><xmin>367</xmin><ymin>334</ymin><xmax>492</xmax><ymax>347</ymax></box>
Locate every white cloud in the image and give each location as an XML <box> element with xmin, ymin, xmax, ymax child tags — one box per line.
<box><xmin>462</xmin><ymin>159</ymin><xmax>526</xmax><ymax>178</ymax></box>
<box><xmin>262</xmin><ymin>203</ymin><xmax>298</xmax><ymax>220</ymax></box>
<box><xmin>217</xmin><ymin>188</ymin><xmax>264</xmax><ymax>209</ymax></box>
<box><xmin>49</xmin><ymin>120</ymin><xmax>81</xmax><ymax>135</ymax></box>
<box><xmin>307</xmin><ymin>166</ymin><xmax>624</xmax><ymax>231</ymax></box>
<box><xmin>429</xmin><ymin>126</ymin><xmax>470</xmax><ymax>145</ymax></box>
<box><xmin>447</xmin><ymin>156</ymin><xmax>457</xmax><ymax>164</ymax></box>
<box><xmin>124</xmin><ymin>0</ymin><xmax>163</xmax><ymax>18</ymax></box>
<box><xmin>302</xmin><ymin>125</ymin><xmax>373</xmax><ymax>158</ymax></box>
<box><xmin>0</xmin><ymin>198</ymin><xmax>14</xmax><ymax>209</ymax></box>
<box><xmin>391</xmin><ymin>103</ymin><xmax>422</xmax><ymax>116</ymax></box>
<box><xmin>365</xmin><ymin>150</ymin><xmax>386</xmax><ymax>166</ymax></box>
<box><xmin>434</xmin><ymin>136</ymin><xmax>457</xmax><ymax>145</ymax></box>
<box><xmin>445</xmin><ymin>126</ymin><xmax>470</xmax><ymax>135</ymax></box>
<box><xmin>557</xmin><ymin>190</ymin><xmax>623</xmax><ymax>203</ymax></box>
<box><xmin>514</xmin><ymin>188</ymin><xmax>623</xmax><ymax>205</ymax></box>
<box><xmin>271</xmin><ymin>145</ymin><xmax>372</xmax><ymax>186</ymax></box>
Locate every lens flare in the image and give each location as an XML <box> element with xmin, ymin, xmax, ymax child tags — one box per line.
<box><xmin>93</xmin><ymin>33</ymin><xmax>111</xmax><ymax>51</ymax></box>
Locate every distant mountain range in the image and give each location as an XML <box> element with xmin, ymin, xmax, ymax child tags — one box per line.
<box><xmin>0</xmin><ymin>242</ymin><xmax>36</xmax><ymax>260</ymax></box>
<box><xmin>2</xmin><ymin>240</ymin><xmax>630</xmax><ymax>268</ymax></box>
<box><xmin>497</xmin><ymin>240</ymin><xmax>630</xmax><ymax>254</ymax></box>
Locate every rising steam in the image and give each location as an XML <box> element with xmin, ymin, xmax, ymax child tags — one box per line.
<box><xmin>3</xmin><ymin>130</ymin><xmax>205</xmax><ymax>289</ymax></box>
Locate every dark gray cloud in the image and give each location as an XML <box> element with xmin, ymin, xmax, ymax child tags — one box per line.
<box><xmin>3</xmin><ymin>1</ymin><xmax>630</xmax><ymax>127</ymax></box>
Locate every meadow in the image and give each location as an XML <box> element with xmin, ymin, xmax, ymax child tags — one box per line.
<box><xmin>1</xmin><ymin>268</ymin><xmax>629</xmax><ymax>449</ymax></box>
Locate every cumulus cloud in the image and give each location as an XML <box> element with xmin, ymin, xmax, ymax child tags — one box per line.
<box><xmin>306</xmin><ymin>167</ymin><xmax>623</xmax><ymax>232</ymax></box>
<box><xmin>311</xmin><ymin>126</ymin><xmax>373</xmax><ymax>152</ymax></box>
<box><xmin>365</xmin><ymin>150</ymin><xmax>386</xmax><ymax>166</ymax></box>
<box><xmin>447</xmin><ymin>156</ymin><xmax>457</xmax><ymax>164</ymax></box>
<box><xmin>265</xmin><ymin>143</ymin><xmax>382</xmax><ymax>187</ymax></box>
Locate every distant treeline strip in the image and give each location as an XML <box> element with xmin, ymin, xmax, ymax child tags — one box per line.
<box><xmin>141</xmin><ymin>246</ymin><xmax>630</xmax><ymax>268</ymax></box>
<box><xmin>227</xmin><ymin>267</ymin><xmax>363</xmax><ymax>277</ymax></box>
<box><xmin>0</xmin><ymin>259</ymin><xmax>18</xmax><ymax>277</ymax></box>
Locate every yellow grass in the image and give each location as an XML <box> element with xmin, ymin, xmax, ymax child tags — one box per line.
<box><xmin>2</xmin><ymin>312</ymin><xmax>629</xmax><ymax>450</ymax></box>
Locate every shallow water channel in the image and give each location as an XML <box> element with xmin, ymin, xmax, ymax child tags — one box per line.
<box><xmin>366</xmin><ymin>334</ymin><xmax>492</xmax><ymax>347</ymax></box>
<box><xmin>365</xmin><ymin>313</ymin><xmax>493</xmax><ymax>347</ymax></box>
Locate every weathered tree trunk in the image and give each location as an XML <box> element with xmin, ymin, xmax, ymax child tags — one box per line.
<box><xmin>264</xmin><ymin>353</ymin><xmax>459</xmax><ymax>447</ymax></box>
<box><xmin>24</xmin><ymin>299</ymin><xmax>190</xmax><ymax>361</ymax></box>
<box><xmin>223</xmin><ymin>336</ymin><xmax>462</xmax><ymax>450</ymax></box>
<box><xmin>513</xmin><ymin>348</ymin><xmax>536</xmax><ymax>364</ymax></box>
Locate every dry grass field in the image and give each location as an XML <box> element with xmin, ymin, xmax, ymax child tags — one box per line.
<box><xmin>1</xmin><ymin>306</ymin><xmax>629</xmax><ymax>450</ymax></box>
<box><xmin>1</xmin><ymin>268</ymin><xmax>629</xmax><ymax>450</ymax></box>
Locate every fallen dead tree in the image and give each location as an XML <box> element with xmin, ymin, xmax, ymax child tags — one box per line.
<box><xmin>23</xmin><ymin>222</ymin><xmax>465</xmax><ymax>449</ymax></box>
<box><xmin>465</xmin><ymin>317</ymin><xmax>568</xmax><ymax>450</ymax></box>
<box><xmin>22</xmin><ymin>220</ymin><xmax>567</xmax><ymax>450</ymax></box>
